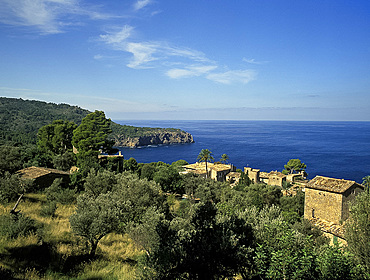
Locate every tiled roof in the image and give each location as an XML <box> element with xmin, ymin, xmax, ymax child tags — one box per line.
<box><xmin>182</xmin><ymin>162</ymin><xmax>232</xmax><ymax>172</ymax></box>
<box><xmin>16</xmin><ymin>166</ymin><xmax>70</xmax><ymax>179</ymax></box>
<box><xmin>268</xmin><ymin>171</ymin><xmax>286</xmax><ymax>178</ymax></box>
<box><xmin>306</xmin><ymin>176</ymin><xmax>363</xmax><ymax>193</ymax></box>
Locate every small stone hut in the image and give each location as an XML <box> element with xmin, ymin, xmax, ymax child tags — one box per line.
<box><xmin>304</xmin><ymin>176</ymin><xmax>364</xmax><ymax>224</ymax></box>
<box><xmin>17</xmin><ymin>166</ymin><xmax>70</xmax><ymax>189</ymax></box>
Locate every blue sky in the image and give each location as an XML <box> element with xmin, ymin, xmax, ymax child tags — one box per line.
<box><xmin>0</xmin><ymin>0</ymin><xmax>369</xmax><ymax>121</ymax></box>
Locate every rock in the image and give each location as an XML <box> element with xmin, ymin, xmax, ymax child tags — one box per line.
<box><xmin>113</xmin><ymin>130</ymin><xmax>194</xmax><ymax>147</ymax></box>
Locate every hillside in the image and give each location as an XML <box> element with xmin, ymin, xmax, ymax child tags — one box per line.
<box><xmin>0</xmin><ymin>97</ymin><xmax>194</xmax><ymax>147</ymax></box>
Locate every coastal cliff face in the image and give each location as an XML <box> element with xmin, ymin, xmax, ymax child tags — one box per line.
<box><xmin>113</xmin><ymin>130</ymin><xmax>194</xmax><ymax>147</ymax></box>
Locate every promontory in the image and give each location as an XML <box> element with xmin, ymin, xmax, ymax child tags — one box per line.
<box><xmin>0</xmin><ymin>97</ymin><xmax>194</xmax><ymax>147</ymax></box>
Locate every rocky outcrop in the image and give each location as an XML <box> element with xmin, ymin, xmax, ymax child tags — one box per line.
<box><xmin>113</xmin><ymin>130</ymin><xmax>194</xmax><ymax>148</ymax></box>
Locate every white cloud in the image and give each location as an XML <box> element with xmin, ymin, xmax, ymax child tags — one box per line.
<box><xmin>99</xmin><ymin>25</ymin><xmax>133</xmax><ymax>45</ymax></box>
<box><xmin>242</xmin><ymin>58</ymin><xmax>268</xmax><ymax>65</ymax></box>
<box><xmin>207</xmin><ymin>70</ymin><xmax>257</xmax><ymax>84</ymax></box>
<box><xmin>166</xmin><ymin>65</ymin><xmax>217</xmax><ymax>79</ymax></box>
<box><xmin>126</xmin><ymin>42</ymin><xmax>159</xmax><ymax>68</ymax></box>
<box><xmin>0</xmin><ymin>0</ymin><xmax>116</xmax><ymax>34</ymax></box>
<box><xmin>133</xmin><ymin>0</ymin><xmax>152</xmax><ymax>11</ymax></box>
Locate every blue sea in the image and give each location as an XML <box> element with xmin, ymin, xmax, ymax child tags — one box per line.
<box><xmin>114</xmin><ymin>120</ymin><xmax>370</xmax><ymax>183</ymax></box>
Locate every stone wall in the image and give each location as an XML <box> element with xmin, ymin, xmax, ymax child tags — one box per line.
<box><xmin>244</xmin><ymin>167</ymin><xmax>260</xmax><ymax>183</ymax></box>
<box><xmin>304</xmin><ymin>188</ymin><xmax>343</xmax><ymax>224</ymax></box>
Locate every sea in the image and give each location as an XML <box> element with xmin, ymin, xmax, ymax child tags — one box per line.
<box><xmin>114</xmin><ymin>120</ymin><xmax>370</xmax><ymax>184</ymax></box>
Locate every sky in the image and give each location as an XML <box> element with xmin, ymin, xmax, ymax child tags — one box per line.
<box><xmin>0</xmin><ymin>0</ymin><xmax>369</xmax><ymax>121</ymax></box>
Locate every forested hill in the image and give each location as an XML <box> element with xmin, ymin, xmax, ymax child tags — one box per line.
<box><xmin>0</xmin><ymin>98</ymin><xmax>90</xmax><ymax>144</ymax></box>
<box><xmin>0</xmin><ymin>97</ymin><xmax>194</xmax><ymax>147</ymax></box>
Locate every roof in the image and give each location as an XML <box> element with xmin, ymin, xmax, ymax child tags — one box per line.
<box><xmin>17</xmin><ymin>166</ymin><xmax>70</xmax><ymax>180</ymax></box>
<box><xmin>309</xmin><ymin>217</ymin><xmax>345</xmax><ymax>239</ymax></box>
<box><xmin>226</xmin><ymin>172</ymin><xmax>241</xmax><ymax>178</ymax></box>
<box><xmin>306</xmin><ymin>176</ymin><xmax>364</xmax><ymax>193</ymax></box>
<box><xmin>268</xmin><ymin>171</ymin><xmax>286</xmax><ymax>178</ymax></box>
<box><xmin>182</xmin><ymin>162</ymin><xmax>232</xmax><ymax>172</ymax></box>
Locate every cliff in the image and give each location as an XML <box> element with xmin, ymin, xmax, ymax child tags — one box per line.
<box><xmin>111</xmin><ymin>129</ymin><xmax>194</xmax><ymax>147</ymax></box>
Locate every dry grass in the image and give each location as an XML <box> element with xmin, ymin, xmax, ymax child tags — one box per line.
<box><xmin>0</xmin><ymin>193</ymin><xmax>141</xmax><ymax>279</ymax></box>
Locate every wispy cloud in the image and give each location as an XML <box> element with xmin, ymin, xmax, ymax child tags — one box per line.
<box><xmin>0</xmin><ymin>0</ymin><xmax>116</xmax><ymax>34</ymax></box>
<box><xmin>133</xmin><ymin>0</ymin><xmax>152</xmax><ymax>11</ymax></box>
<box><xmin>99</xmin><ymin>26</ymin><xmax>256</xmax><ymax>84</ymax></box>
<box><xmin>207</xmin><ymin>70</ymin><xmax>257</xmax><ymax>84</ymax></box>
<box><xmin>166</xmin><ymin>65</ymin><xmax>217</xmax><ymax>79</ymax></box>
<box><xmin>243</xmin><ymin>58</ymin><xmax>268</xmax><ymax>65</ymax></box>
<box><xmin>99</xmin><ymin>25</ymin><xmax>134</xmax><ymax>45</ymax></box>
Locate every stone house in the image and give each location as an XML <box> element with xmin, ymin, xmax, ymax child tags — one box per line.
<box><xmin>245</xmin><ymin>167</ymin><xmax>306</xmax><ymax>188</ymax></box>
<box><xmin>17</xmin><ymin>166</ymin><xmax>70</xmax><ymax>189</ymax></box>
<box><xmin>181</xmin><ymin>162</ymin><xmax>236</xmax><ymax>182</ymax></box>
<box><xmin>304</xmin><ymin>176</ymin><xmax>364</xmax><ymax>224</ymax></box>
<box><xmin>244</xmin><ymin>167</ymin><xmax>260</xmax><ymax>183</ymax></box>
<box><xmin>225</xmin><ymin>172</ymin><xmax>241</xmax><ymax>185</ymax></box>
<box><xmin>304</xmin><ymin>176</ymin><xmax>364</xmax><ymax>243</ymax></box>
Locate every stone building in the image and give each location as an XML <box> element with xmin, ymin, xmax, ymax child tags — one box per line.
<box><xmin>181</xmin><ymin>162</ymin><xmax>236</xmax><ymax>182</ymax></box>
<box><xmin>17</xmin><ymin>166</ymin><xmax>70</xmax><ymax>189</ymax></box>
<box><xmin>245</xmin><ymin>167</ymin><xmax>306</xmax><ymax>187</ymax></box>
<box><xmin>304</xmin><ymin>175</ymin><xmax>364</xmax><ymax>224</ymax></box>
<box><xmin>244</xmin><ymin>167</ymin><xmax>260</xmax><ymax>183</ymax></box>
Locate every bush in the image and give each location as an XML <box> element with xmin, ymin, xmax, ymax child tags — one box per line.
<box><xmin>0</xmin><ymin>172</ymin><xmax>32</xmax><ymax>204</ymax></box>
<box><xmin>40</xmin><ymin>201</ymin><xmax>57</xmax><ymax>217</ymax></box>
<box><xmin>0</xmin><ymin>214</ymin><xmax>40</xmax><ymax>238</ymax></box>
<box><xmin>44</xmin><ymin>178</ymin><xmax>76</xmax><ymax>204</ymax></box>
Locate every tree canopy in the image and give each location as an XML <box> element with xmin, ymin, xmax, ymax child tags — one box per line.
<box><xmin>282</xmin><ymin>158</ymin><xmax>307</xmax><ymax>175</ymax></box>
<box><xmin>197</xmin><ymin>149</ymin><xmax>214</xmax><ymax>178</ymax></box>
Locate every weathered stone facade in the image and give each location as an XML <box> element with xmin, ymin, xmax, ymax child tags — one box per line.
<box><xmin>244</xmin><ymin>167</ymin><xmax>260</xmax><ymax>183</ymax></box>
<box><xmin>304</xmin><ymin>176</ymin><xmax>364</xmax><ymax>224</ymax></box>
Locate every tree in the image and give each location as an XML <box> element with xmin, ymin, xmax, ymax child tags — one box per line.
<box><xmin>345</xmin><ymin>191</ymin><xmax>370</xmax><ymax>277</ymax></box>
<box><xmin>0</xmin><ymin>145</ymin><xmax>22</xmax><ymax>175</ymax></box>
<box><xmin>72</xmin><ymin>111</ymin><xmax>115</xmax><ymax>170</ymax></box>
<box><xmin>69</xmin><ymin>192</ymin><xmax>125</xmax><ymax>256</ymax></box>
<box><xmin>282</xmin><ymin>159</ymin><xmax>307</xmax><ymax>175</ymax></box>
<box><xmin>197</xmin><ymin>149</ymin><xmax>214</xmax><ymax>178</ymax></box>
<box><xmin>316</xmin><ymin>244</ymin><xmax>357</xmax><ymax>280</ymax></box>
<box><xmin>362</xmin><ymin>175</ymin><xmax>370</xmax><ymax>192</ymax></box>
<box><xmin>83</xmin><ymin>169</ymin><xmax>117</xmax><ymax>198</ymax></box>
<box><xmin>138</xmin><ymin>202</ymin><xmax>255</xmax><ymax>279</ymax></box>
<box><xmin>38</xmin><ymin>120</ymin><xmax>77</xmax><ymax>155</ymax></box>
<box><xmin>220</xmin><ymin>153</ymin><xmax>229</xmax><ymax>164</ymax></box>
<box><xmin>153</xmin><ymin>165</ymin><xmax>181</xmax><ymax>193</ymax></box>
<box><xmin>37</xmin><ymin>120</ymin><xmax>77</xmax><ymax>169</ymax></box>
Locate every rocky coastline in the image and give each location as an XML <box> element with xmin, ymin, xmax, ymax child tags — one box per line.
<box><xmin>112</xmin><ymin>130</ymin><xmax>194</xmax><ymax>148</ymax></box>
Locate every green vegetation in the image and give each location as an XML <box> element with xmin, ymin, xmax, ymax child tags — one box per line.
<box><xmin>110</xmin><ymin>122</ymin><xmax>187</xmax><ymax>138</ymax></box>
<box><xmin>197</xmin><ymin>148</ymin><xmax>214</xmax><ymax>178</ymax></box>
<box><xmin>0</xmin><ymin>97</ymin><xmax>89</xmax><ymax>145</ymax></box>
<box><xmin>282</xmin><ymin>158</ymin><xmax>307</xmax><ymax>175</ymax></box>
<box><xmin>0</xmin><ymin>100</ymin><xmax>369</xmax><ymax>279</ymax></box>
<box><xmin>0</xmin><ymin>97</ymin><xmax>192</xmax><ymax>148</ymax></box>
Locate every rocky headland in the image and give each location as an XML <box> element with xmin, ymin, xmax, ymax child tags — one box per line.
<box><xmin>112</xmin><ymin>130</ymin><xmax>194</xmax><ymax>148</ymax></box>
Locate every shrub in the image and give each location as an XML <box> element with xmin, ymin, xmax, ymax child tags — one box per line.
<box><xmin>45</xmin><ymin>178</ymin><xmax>76</xmax><ymax>204</ymax></box>
<box><xmin>0</xmin><ymin>214</ymin><xmax>40</xmax><ymax>238</ymax></box>
<box><xmin>40</xmin><ymin>201</ymin><xmax>57</xmax><ymax>217</ymax></box>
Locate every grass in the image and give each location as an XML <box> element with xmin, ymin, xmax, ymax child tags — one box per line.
<box><xmin>0</xmin><ymin>193</ymin><xmax>141</xmax><ymax>280</ymax></box>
